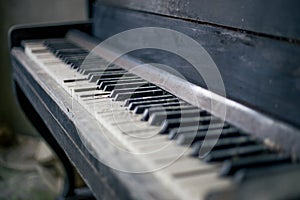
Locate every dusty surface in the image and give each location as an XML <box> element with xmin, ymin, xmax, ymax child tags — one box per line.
<box><xmin>0</xmin><ymin>135</ymin><xmax>63</xmax><ymax>200</ymax></box>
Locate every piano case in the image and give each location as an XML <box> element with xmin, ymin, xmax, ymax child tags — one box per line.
<box><xmin>9</xmin><ymin>0</ymin><xmax>300</xmax><ymax>199</ymax></box>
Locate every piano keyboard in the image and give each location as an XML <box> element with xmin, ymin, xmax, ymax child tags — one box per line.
<box><xmin>22</xmin><ymin>38</ymin><xmax>294</xmax><ymax>200</ymax></box>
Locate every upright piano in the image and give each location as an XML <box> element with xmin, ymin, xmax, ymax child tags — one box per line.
<box><xmin>9</xmin><ymin>0</ymin><xmax>300</xmax><ymax>199</ymax></box>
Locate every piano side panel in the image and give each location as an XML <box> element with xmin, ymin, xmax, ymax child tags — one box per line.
<box><xmin>92</xmin><ymin>4</ymin><xmax>300</xmax><ymax>128</ymax></box>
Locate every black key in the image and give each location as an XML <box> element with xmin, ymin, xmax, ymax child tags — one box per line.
<box><xmin>134</xmin><ymin>102</ymin><xmax>186</xmax><ymax>114</ymax></box>
<box><xmin>63</xmin><ymin>55</ymin><xmax>98</xmax><ymax>62</ymax></box>
<box><xmin>87</xmin><ymin>69</ymin><xmax>127</xmax><ymax>77</ymax></box>
<box><xmin>103</xmin><ymin>81</ymin><xmax>150</xmax><ymax>92</ymax></box>
<box><xmin>62</xmin><ymin>57</ymin><xmax>87</xmax><ymax>64</ymax></box>
<box><xmin>67</xmin><ymin>59</ymin><xmax>99</xmax><ymax>68</ymax></box>
<box><xmin>73</xmin><ymin>86</ymin><xmax>99</xmax><ymax>93</ymax></box>
<box><xmin>79</xmin><ymin>63</ymin><xmax>111</xmax><ymax>72</ymax></box>
<box><xmin>54</xmin><ymin>47</ymin><xmax>83</xmax><ymax>51</ymax></box>
<box><xmin>57</xmin><ymin>51</ymin><xmax>88</xmax><ymax>59</ymax></box>
<box><xmin>219</xmin><ymin>154</ymin><xmax>291</xmax><ymax>176</ymax></box>
<box><xmin>79</xmin><ymin>92</ymin><xmax>110</xmax><ymax>99</ymax></box>
<box><xmin>63</xmin><ymin>78</ymin><xmax>87</xmax><ymax>83</ymax></box>
<box><xmin>141</xmin><ymin>105</ymin><xmax>197</xmax><ymax>121</ymax></box>
<box><xmin>124</xmin><ymin>95</ymin><xmax>175</xmax><ymax>107</ymax></box>
<box><xmin>88</xmin><ymin>71</ymin><xmax>128</xmax><ymax>80</ymax></box>
<box><xmin>80</xmin><ymin>67</ymin><xmax>123</xmax><ymax>75</ymax></box>
<box><xmin>128</xmin><ymin>98</ymin><xmax>179</xmax><ymax>111</ymax></box>
<box><xmin>66</xmin><ymin>57</ymin><xmax>102</xmax><ymax>67</ymax></box>
<box><xmin>79</xmin><ymin>68</ymin><xmax>105</xmax><ymax>74</ymax></box>
<box><xmin>88</xmin><ymin>70</ymin><xmax>128</xmax><ymax>80</ymax></box>
<box><xmin>78</xmin><ymin>59</ymin><xmax>111</xmax><ymax>68</ymax></box>
<box><xmin>159</xmin><ymin>116</ymin><xmax>221</xmax><ymax>134</ymax></box>
<box><xmin>193</xmin><ymin>136</ymin><xmax>256</xmax><ymax>154</ymax></box>
<box><xmin>90</xmin><ymin>73</ymin><xmax>137</xmax><ymax>82</ymax></box>
<box><xmin>234</xmin><ymin>163</ymin><xmax>300</xmax><ymax>183</ymax></box>
<box><xmin>114</xmin><ymin>89</ymin><xmax>165</xmax><ymax>101</ymax></box>
<box><xmin>168</xmin><ymin>123</ymin><xmax>230</xmax><ymax>139</ymax></box>
<box><xmin>110</xmin><ymin>86</ymin><xmax>158</xmax><ymax>98</ymax></box>
<box><xmin>49</xmin><ymin>46</ymin><xmax>78</xmax><ymax>51</ymax></box>
<box><xmin>149</xmin><ymin>109</ymin><xmax>209</xmax><ymax>125</ymax></box>
<box><xmin>98</xmin><ymin>78</ymin><xmax>144</xmax><ymax>89</ymax></box>
<box><xmin>78</xmin><ymin>57</ymin><xmax>109</xmax><ymax>66</ymax></box>
<box><xmin>31</xmin><ymin>49</ymin><xmax>49</xmax><ymax>54</ymax></box>
<box><xmin>176</xmin><ymin>127</ymin><xmax>239</xmax><ymax>145</ymax></box>
<box><xmin>203</xmin><ymin>144</ymin><xmax>268</xmax><ymax>162</ymax></box>
<box><xmin>55</xmin><ymin>48</ymin><xmax>87</xmax><ymax>55</ymax></box>
<box><xmin>70</xmin><ymin>60</ymin><xmax>107</xmax><ymax>70</ymax></box>
<box><xmin>59</xmin><ymin>54</ymin><xmax>89</xmax><ymax>61</ymax></box>
<box><xmin>76</xmin><ymin>61</ymin><xmax>111</xmax><ymax>69</ymax></box>
<box><xmin>78</xmin><ymin>61</ymin><xmax>115</xmax><ymax>69</ymax></box>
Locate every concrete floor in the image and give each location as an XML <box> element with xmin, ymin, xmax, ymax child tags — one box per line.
<box><xmin>0</xmin><ymin>135</ymin><xmax>63</xmax><ymax>200</ymax></box>
<box><xmin>0</xmin><ymin>2</ymin><xmax>87</xmax><ymax>199</ymax></box>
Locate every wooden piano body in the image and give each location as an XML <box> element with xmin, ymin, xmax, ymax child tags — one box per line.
<box><xmin>9</xmin><ymin>0</ymin><xmax>300</xmax><ymax>199</ymax></box>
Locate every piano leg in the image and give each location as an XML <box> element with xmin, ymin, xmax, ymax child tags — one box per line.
<box><xmin>14</xmin><ymin>82</ymin><xmax>95</xmax><ymax>200</ymax></box>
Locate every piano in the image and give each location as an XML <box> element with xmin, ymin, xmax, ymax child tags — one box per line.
<box><xmin>9</xmin><ymin>0</ymin><xmax>300</xmax><ymax>199</ymax></box>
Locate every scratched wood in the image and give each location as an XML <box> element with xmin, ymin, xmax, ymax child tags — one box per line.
<box><xmin>91</xmin><ymin>4</ymin><xmax>300</xmax><ymax>129</ymax></box>
<box><xmin>96</xmin><ymin>0</ymin><xmax>300</xmax><ymax>41</ymax></box>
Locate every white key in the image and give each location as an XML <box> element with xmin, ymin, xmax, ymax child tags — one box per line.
<box><xmin>24</xmin><ymin>40</ymin><xmax>232</xmax><ymax>200</ymax></box>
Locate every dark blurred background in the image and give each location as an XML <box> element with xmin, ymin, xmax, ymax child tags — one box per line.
<box><xmin>0</xmin><ymin>0</ymin><xmax>87</xmax><ymax>136</ymax></box>
<box><xmin>0</xmin><ymin>1</ymin><xmax>88</xmax><ymax>199</ymax></box>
